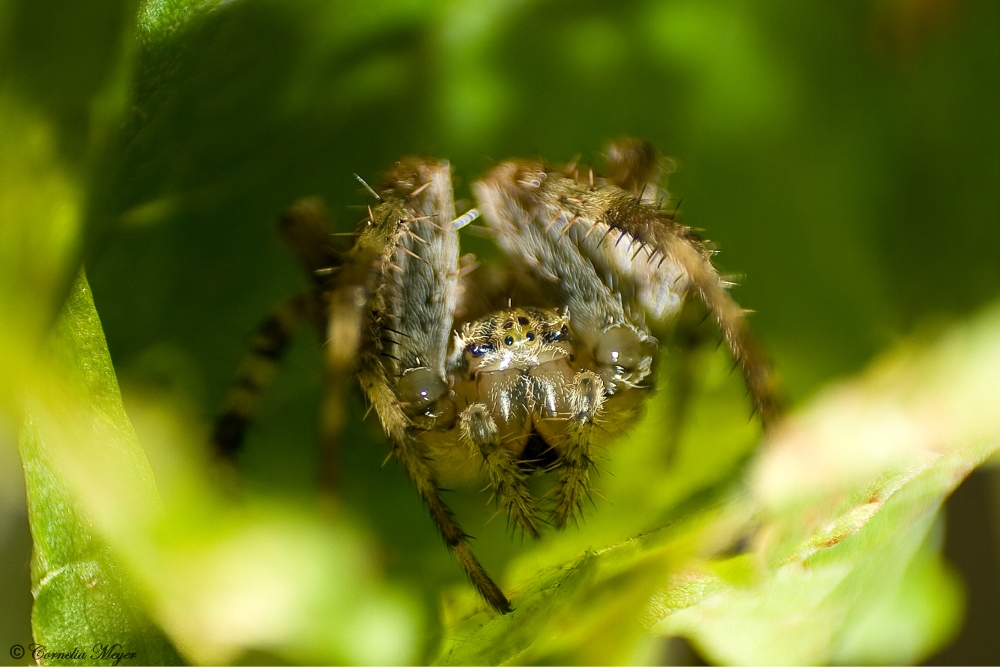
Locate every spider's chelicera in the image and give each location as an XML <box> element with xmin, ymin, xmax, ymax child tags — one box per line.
<box><xmin>213</xmin><ymin>138</ymin><xmax>782</xmax><ymax>614</ymax></box>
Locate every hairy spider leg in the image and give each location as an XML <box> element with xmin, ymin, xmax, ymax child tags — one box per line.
<box><xmin>213</xmin><ymin>292</ymin><xmax>324</xmax><ymax>459</ymax></box>
<box><xmin>665</xmin><ymin>234</ymin><xmax>783</xmax><ymax>429</ymax></box>
<box><xmin>473</xmin><ymin>166</ymin><xmax>640</xmax><ymax>363</ymax></box>
<box><xmin>479</xmin><ymin>149</ymin><xmax>783</xmax><ymax>433</ymax></box>
<box><xmin>602</xmin><ymin>139</ymin><xmax>782</xmax><ymax>427</ymax></box>
<box><xmin>213</xmin><ymin>198</ymin><xmax>341</xmax><ymax>467</ymax></box>
<box><xmin>363</xmin><ymin>370</ymin><xmax>511</xmax><ymax>614</ymax></box>
<box><xmin>319</xmin><ymin>216</ymin><xmax>397</xmax><ymax>490</ymax></box>
<box><xmin>357</xmin><ymin>158</ymin><xmax>512</xmax><ymax>614</ymax></box>
<box><xmin>603</xmin><ymin>140</ymin><xmax>721</xmax><ymax>456</ymax></box>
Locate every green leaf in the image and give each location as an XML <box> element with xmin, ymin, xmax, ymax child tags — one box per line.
<box><xmin>19</xmin><ymin>272</ymin><xmax>182</xmax><ymax>665</ymax></box>
<box><xmin>832</xmin><ymin>521</ymin><xmax>964</xmax><ymax>665</ymax></box>
<box><xmin>0</xmin><ymin>0</ymin><xmax>138</xmax><ymax>339</ymax></box>
<box><xmin>19</xmin><ymin>272</ymin><xmax>424</xmax><ymax>665</ymax></box>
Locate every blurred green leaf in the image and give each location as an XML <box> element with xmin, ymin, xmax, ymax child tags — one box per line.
<box><xmin>0</xmin><ymin>0</ymin><xmax>146</xmax><ymax>658</ymax></box>
<box><xmin>19</xmin><ymin>273</ymin><xmax>424</xmax><ymax>664</ymax></box>
<box><xmin>0</xmin><ymin>0</ymin><xmax>138</xmax><ymax>338</ymax></box>
<box><xmin>0</xmin><ymin>91</ymin><xmax>83</xmax><ymax>375</ymax></box>
<box><xmin>19</xmin><ymin>272</ymin><xmax>181</xmax><ymax>665</ymax></box>
<box><xmin>832</xmin><ymin>523</ymin><xmax>964</xmax><ymax>665</ymax></box>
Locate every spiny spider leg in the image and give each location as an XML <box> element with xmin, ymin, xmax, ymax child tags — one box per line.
<box><xmin>354</xmin><ymin>158</ymin><xmax>511</xmax><ymax>614</ymax></box>
<box><xmin>213</xmin><ymin>292</ymin><xmax>324</xmax><ymax>459</ymax></box>
<box><xmin>216</xmin><ymin>192</ymin><xmax>395</xmax><ymax>488</ymax></box>
<box><xmin>475</xmin><ymin>143</ymin><xmax>783</xmax><ymax>432</ymax></box>
<box><xmin>278</xmin><ymin>196</ymin><xmax>379</xmax><ymax>489</ymax></box>
<box><xmin>213</xmin><ymin>198</ymin><xmax>339</xmax><ymax>461</ymax></box>
<box><xmin>473</xmin><ymin>167</ymin><xmax>656</xmax><ymax>395</ymax></box>
<box><xmin>599</xmin><ymin>139</ymin><xmax>783</xmax><ymax>428</ymax></box>
<box><xmin>473</xmin><ymin>170</ymin><xmax>629</xmax><ymax>354</ymax></box>
<box><xmin>604</xmin><ymin>133</ymin><xmax>698</xmax><ymax>420</ymax></box>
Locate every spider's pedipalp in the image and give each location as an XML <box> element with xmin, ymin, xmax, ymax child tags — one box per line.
<box><xmin>459</xmin><ymin>402</ymin><xmax>543</xmax><ymax>539</ymax></box>
<box><xmin>549</xmin><ymin>370</ymin><xmax>606</xmax><ymax>527</ymax></box>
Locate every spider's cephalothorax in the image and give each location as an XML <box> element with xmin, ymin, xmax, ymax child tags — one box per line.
<box><xmin>214</xmin><ymin>139</ymin><xmax>783</xmax><ymax>615</ymax></box>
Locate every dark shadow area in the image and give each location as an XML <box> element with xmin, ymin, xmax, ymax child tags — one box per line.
<box><xmin>0</xmin><ymin>511</ymin><xmax>34</xmax><ymax>667</ymax></box>
<box><xmin>927</xmin><ymin>468</ymin><xmax>1000</xmax><ymax>665</ymax></box>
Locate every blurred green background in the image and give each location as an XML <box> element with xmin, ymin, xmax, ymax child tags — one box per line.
<box><xmin>1</xmin><ymin>0</ymin><xmax>998</xmax><ymax>663</ymax></box>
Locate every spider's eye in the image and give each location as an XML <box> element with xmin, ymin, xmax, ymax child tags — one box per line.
<box><xmin>548</xmin><ymin>324</ymin><xmax>569</xmax><ymax>342</ymax></box>
<box><xmin>504</xmin><ymin>336</ymin><xmax>514</xmax><ymax>346</ymax></box>
<box><xmin>526</xmin><ymin>332</ymin><xmax>535</xmax><ymax>341</ymax></box>
<box><xmin>526</xmin><ymin>172</ymin><xmax>546</xmax><ymax>188</ymax></box>
<box><xmin>467</xmin><ymin>343</ymin><xmax>484</xmax><ymax>357</ymax></box>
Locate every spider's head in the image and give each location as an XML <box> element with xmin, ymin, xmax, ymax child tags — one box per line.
<box><xmin>459</xmin><ymin>307</ymin><xmax>571</xmax><ymax>374</ymax></box>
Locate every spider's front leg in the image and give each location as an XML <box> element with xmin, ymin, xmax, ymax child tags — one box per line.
<box><xmin>597</xmin><ymin>139</ymin><xmax>785</xmax><ymax>428</ymax></box>
<box><xmin>353</xmin><ymin>158</ymin><xmax>512</xmax><ymax>614</ymax></box>
<box><xmin>475</xmin><ymin>141</ymin><xmax>783</xmax><ymax>434</ymax></box>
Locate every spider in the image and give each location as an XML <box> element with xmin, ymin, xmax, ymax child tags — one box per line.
<box><xmin>212</xmin><ymin>138</ymin><xmax>782</xmax><ymax>614</ymax></box>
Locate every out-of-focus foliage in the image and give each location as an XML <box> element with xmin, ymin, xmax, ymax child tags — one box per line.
<box><xmin>0</xmin><ymin>0</ymin><xmax>146</xmax><ymax>660</ymax></box>
<box><xmin>17</xmin><ymin>274</ymin><xmax>421</xmax><ymax>664</ymax></box>
<box><xmin>2</xmin><ymin>0</ymin><xmax>998</xmax><ymax>664</ymax></box>
<box><xmin>19</xmin><ymin>273</ymin><xmax>183</xmax><ymax>666</ymax></box>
